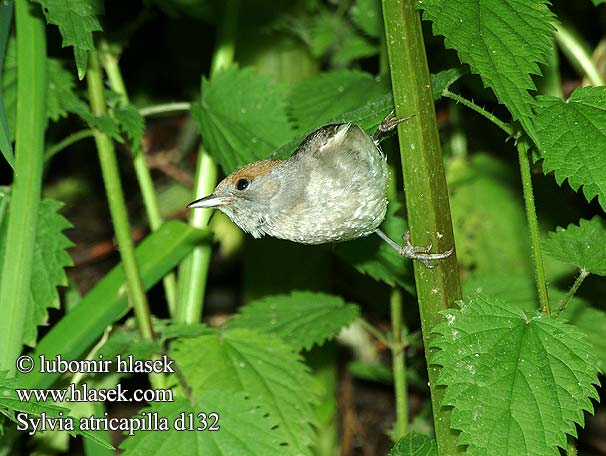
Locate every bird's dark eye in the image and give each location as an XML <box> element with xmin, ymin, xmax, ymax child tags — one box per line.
<box><xmin>236</xmin><ymin>178</ymin><xmax>250</xmax><ymax>191</ymax></box>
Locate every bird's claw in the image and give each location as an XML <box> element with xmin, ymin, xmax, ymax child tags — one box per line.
<box><xmin>399</xmin><ymin>231</ymin><xmax>453</xmax><ymax>269</ymax></box>
<box><xmin>373</xmin><ymin>109</ymin><xmax>415</xmax><ymax>142</ymax></box>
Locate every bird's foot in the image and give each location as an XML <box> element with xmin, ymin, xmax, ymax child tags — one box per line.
<box><xmin>372</xmin><ymin>109</ymin><xmax>415</xmax><ymax>142</ymax></box>
<box><xmin>399</xmin><ymin>231</ymin><xmax>453</xmax><ymax>269</ymax></box>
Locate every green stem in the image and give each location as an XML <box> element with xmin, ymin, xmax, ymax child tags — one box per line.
<box><xmin>86</xmin><ymin>51</ymin><xmax>154</xmax><ymax>340</ymax></box>
<box><xmin>0</xmin><ymin>0</ymin><xmax>47</xmax><ymax>375</ymax></box>
<box><xmin>443</xmin><ymin>90</ymin><xmax>513</xmax><ymax>136</ymax></box>
<box><xmin>99</xmin><ymin>40</ymin><xmax>178</xmax><ymax>316</ymax></box>
<box><xmin>359</xmin><ymin>318</ymin><xmax>390</xmax><ymax>347</ymax></box>
<box><xmin>556</xmin><ymin>23</ymin><xmax>605</xmax><ymax>87</ymax></box>
<box><xmin>139</xmin><ymin>102</ymin><xmax>191</xmax><ymax>118</ymax></box>
<box><xmin>45</xmin><ymin>129</ymin><xmax>95</xmax><ymax>161</ymax></box>
<box><xmin>390</xmin><ymin>289</ymin><xmax>408</xmax><ymax>439</ymax></box>
<box><xmin>517</xmin><ymin>141</ymin><xmax>550</xmax><ymax>315</ymax></box>
<box><xmin>557</xmin><ymin>269</ymin><xmax>589</xmax><ymax>315</ymax></box>
<box><xmin>176</xmin><ymin>0</ymin><xmax>239</xmax><ymax>324</ymax></box>
<box><xmin>176</xmin><ymin>151</ymin><xmax>217</xmax><ymax>323</ymax></box>
<box><xmin>381</xmin><ymin>0</ymin><xmax>463</xmax><ymax>452</ymax></box>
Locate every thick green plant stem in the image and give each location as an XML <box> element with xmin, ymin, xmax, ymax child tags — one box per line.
<box><xmin>100</xmin><ymin>40</ymin><xmax>178</xmax><ymax>316</ymax></box>
<box><xmin>86</xmin><ymin>51</ymin><xmax>154</xmax><ymax>340</ymax></box>
<box><xmin>381</xmin><ymin>0</ymin><xmax>462</xmax><ymax>453</ymax></box>
<box><xmin>517</xmin><ymin>141</ymin><xmax>550</xmax><ymax>315</ymax></box>
<box><xmin>176</xmin><ymin>0</ymin><xmax>238</xmax><ymax>324</ymax></box>
<box><xmin>0</xmin><ymin>0</ymin><xmax>47</xmax><ymax>374</ymax></box>
<box><xmin>390</xmin><ymin>289</ymin><xmax>408</xmax><ymax>438</ymax></box>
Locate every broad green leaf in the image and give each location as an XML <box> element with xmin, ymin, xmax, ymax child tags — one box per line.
<box><xmin>226</xmin><ymin>291</ymin><xmax>360</xmax><ymax>351</ymax></box>
<box><xmin>33</xmin><ymin>0</ymin><xmax>103</xmax><ymax>78</ymax></box>
<box><xmin>448</xmin><ymin>154</ymin><xmax>532</xmax><ymax>280</ymax></box>
<box><xmin>335</xmin><ymin>200</ymin><xmax>415</xmax><ymax>293</ymax></box>
<box><xmin>25</xmin><ymin>199</ymin><xmax>74</xmax><ymax>346</ymax></box>
<box><xmin>351</xmin><ymin>0</ymin><xmax>382</xmax><ymax>38</ymax></box>
<box><xmin>534</xmin><ymin>87</ymin><xmax>606</xmax><ymax>210</ymax></box>
<box><xmin>430</xmin><ymin>67</ymin><xmax>467</xmax><ymax>100</ymax></box>
<box><xmin>542</xmin><ymin>216</ymin><xmax>606</xmax><ymax>275</ymax></box>
<box><xmin>290</xmin><ymin>10</ymin><xmax>378</xmax><ymax>66</ymax></box>
<box><xmin>0</xmin><ymin>196</ymin><xmax>73</xmax><ymax>347</ymax></box>
<box><xmin>388</xmin><ymin>432</ymin><xmax>438</xmax><ymax>456</ymax></box>
<box><xmin>432</xmin><ymin>294</ymin><xmax>600</xmax><ymax>456</ymax></box>
<box><xmin>420</xmin><ymin>0</ymin><xmax>556</xmax><ymax>123</ymax></box>
<box><xmin>287</xmin><ymin>69</ymin><xmax>466</xmax><ymax>141</ymax></box>
<box><xmin>287</xmin><ymin>70</ymin><xmax>393</xmax><ymax>135</ymax></box>
<box><xmin>171</xmin><ymin>329</ymin><xmax>319</xmax><ymax>456</ymax></box>
<box><xmin>560</xmin><ymin>295</ymin><xmax>606</xmax><ymax>373</ymax></box>
<box><xmin>0</xmin><ymin>0</ymin><xmax>13</xmax><ymax>168</ymax></box>
<box><xmin>114</xmin><ymin>104</ymin><xmax>145</xmax><ymax>154</ymax></box>
<box><xmin>463</xmin><ymin>274</ymin><xmax>606</xmax><ymax>373</ymax></box>
<box><xmin>194</xmin><ymin>66</ymin><xmax>294</xmax><ymax>174</ymax></box>
<box><xmin>591</xmin><ymin>0</ymin><xmax>606</xmax><ymax>5</ymax></box>
<box><xmin>22</xmin><ymin>221</ymin><xmax>211</xmax><ymax>390</ymax></box>
<box><xmin>121</xmin><ymin>392</ymin><xmax>284</xmax><ymax>456</ymax></box>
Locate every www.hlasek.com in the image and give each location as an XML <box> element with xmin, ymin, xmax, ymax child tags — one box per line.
<box><xmin>15</xmin><ymin>354</ymin><xmax>220</xmax><ymax>436</ymax></box>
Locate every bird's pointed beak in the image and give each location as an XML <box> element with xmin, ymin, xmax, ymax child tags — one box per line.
<box><xmin>187</xmin><ymin>194</ymin><xmax>228</xmax><ymax>209</ymax></box>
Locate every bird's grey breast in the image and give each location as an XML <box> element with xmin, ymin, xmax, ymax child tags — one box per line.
<box><xmin>264</xmin><ymin>124</ymin><xmax>388</xmax><ymax>244</ymax></box>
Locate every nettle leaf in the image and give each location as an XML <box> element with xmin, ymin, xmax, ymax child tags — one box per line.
<box><xmin>534</xmin><ymin>87</ymin><xmax>606</xmax><ymax>210</ymax></box>
<box><xmin>431</xmin><ymin>67</ymin><xmax>467</xmax><ymax>100</ymax></box>
<box><xmin>542</xmin><ymin>216</ymin><xmax>606</xmax><ymax>275</ymax></box>
<box><xmin>351</xmin><ymin>0</ymin><xmax>382</xmax><ymax>38</ymax></box>
<box><xmin>292</xmin><ymin>10</ymin><xmax>378</xmax><ymax>67</ymax></box>
<box><xmin>559</xmin><ymin>295</ymin><xmax>606</xmax><ymax>373</ymax></box>
<box><xmin>287</xmin><ymin>70</ymin><xmax>393</xmax><ymax>135</ymax></box>
<box><xmin>448</xmin><ymin>154</ymin><xmax>532</xmax><ymax>280</ymax></box>
<box><xmin>194</xmin><ymin>66</ymin><xmax>294</xmax><ymax>174</ymax></box>
<box><xmin>33</xmin><ymin>0</ymin><xmax>103</xmax><ymax>78</ymax></box>
<box><xmin>0</xmin><ymin>196</ymin><xmax>73</xmax><ymax>347</ymax></box>
<box><xmin>388</xmin><ymin>432</ymin><xmax>438</xmax><ymax>456</ymax></box>
<box><xmin>113</xmin><ymin>104</ymin><xmax>145</xmax><ymax>154</ymax></box>
<box><xmin>432</xmin><ymin>294</ymin><xmax>600</xmax><ymax>456</ymax></box>
<box><xmin>226</xmin><ymin>291</ymin><xmax>360</xmax><ymax>351</ymax></box>
<box><xmin>420</xmin><ymin>0</ymin><xmax>555</xmax><ymax>123</ymax></box>
<box><xmin>335</xmin><ymin>200</ymin><xmax>415</xmax><ymax>293</ymax></box>
<box><xmin>171</xmin><ymin>329</ymin><xmax>318</xmax><ymax>456</ymax></box>
<box><xmin>121</xmin><ymin>392</ymin><xmax>284</xmax><ymax>455</ymax></box>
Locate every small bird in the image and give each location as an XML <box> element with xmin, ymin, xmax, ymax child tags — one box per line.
<box><xmin>188</xmin><ymin>112</ymin><xmax>453</xmax><ymax>268</ymax></box>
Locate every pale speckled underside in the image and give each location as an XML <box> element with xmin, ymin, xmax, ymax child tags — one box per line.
<box><xmin>218</xmin><ymin>124</ymin><xmax>389</xmax><ymax>244</ymax></box>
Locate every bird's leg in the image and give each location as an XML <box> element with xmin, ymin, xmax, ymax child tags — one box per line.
<box><xmin>375</xmin><ymin>229</ymin><xmax>453</xmax><ymax>269</ymax></box>
<box><xmin>372</xmin><ymin>109</ymin><xmax>415</xmax><ymax>143</ymax></box>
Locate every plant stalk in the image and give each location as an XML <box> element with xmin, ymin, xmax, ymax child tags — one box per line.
<box><xmin>0</xmin><ymin>0</ymin><xmax>47</xmax><ymax>374</ymax></box>
<box><xmin>390</xmin><ymin>289</ymin><xmax>408</xmax><ymax>439</ymax></box>
<box><xmin>517</xmin><ymin>141</ymin><xmax>550</xmax><ymax>315</ymax></box>
<box><xmin>86</xmin><ymin>51</ymin><xmax>154</xmax><ymax>340</ymax></box>
<box><xmin>557</xmin><ymin>269</ymin><xmax>589</xmax><ymax>315</ymax></box>
<box><xmin>45</xmin><ymin>129</ymin><xmax>95</xmax><ymax>161</ymax></box>
<box><xmin>556</xmin><ymin>23</ymin><xmax>605</xmax><ymax>87</ymax></box>
<box><xmin>100</xmin><ymin>39</ymin><xmax>178</xmax><ymax>316</ymax></box>
<box><xmin>176</xmin><ymin>0</ymin><xmax>239</xmax><ymax>324</ymax></box>
<box><xmin>381</xmin><ymin>0</ymin><xmax>463</xmax><ymax>452</ymax></box>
